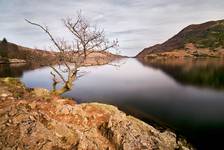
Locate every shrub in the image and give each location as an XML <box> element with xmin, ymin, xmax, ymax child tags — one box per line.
<box><xmin>2</xmin><ymin>38</ymin><xmax>8</xmax><ymax>44</ymax></box>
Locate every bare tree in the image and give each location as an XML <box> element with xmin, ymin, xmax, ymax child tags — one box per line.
<box><xmin>26</xmin><ymin>13</ymin><xmax>118</xmax><ymax>95</ymax></box>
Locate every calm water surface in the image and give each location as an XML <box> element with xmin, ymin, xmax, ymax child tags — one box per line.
<box><xmin>1</xmin><ymin>58</ymin><xmax>224</xmax><ymax>149</ymax></box>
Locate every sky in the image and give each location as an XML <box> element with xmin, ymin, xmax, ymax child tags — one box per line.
<box><xmin>1</xmin><ymin>0</ymin><xmax>224</xmax><ymax>56</ymax></box>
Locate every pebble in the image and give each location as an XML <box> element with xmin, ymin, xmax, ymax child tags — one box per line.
<box><xmin>29</xmin><ymin>115</ymin><xmax>35</xmax><ymax>121</ymax></box>
<box><xmin>0</xmin><ymin>93</ymin><xmax>8</xmax><ymax>97</ymax></box>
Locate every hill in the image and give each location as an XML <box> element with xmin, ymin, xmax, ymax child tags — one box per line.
<box><xmin>0</xmin><ymin>40</ymin><xmax>56</xmax><ymax>64</ymax></box>
<box><xmin>137</xmin><ymin>19</ymin><xmax>224</xmax><ymax>59</ymax></box>
<box><xmin>0</xmin><ymin>40</ymin><xmax>122</xmax><ymax>65</ymax></box>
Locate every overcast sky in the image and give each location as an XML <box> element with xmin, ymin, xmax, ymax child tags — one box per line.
<box><xmin>1</xmin><ymin>0</ymin><xmax>224</xmax><ymax>56</ymax></box>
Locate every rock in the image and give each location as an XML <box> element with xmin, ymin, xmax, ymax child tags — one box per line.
<box><xmin>8</xmin><ymin>59</ymin><xmax>26</xmax><ymax>64</ymax></box>
<box><xmin>0</xmin><ymin>78</ymin><xmax>194</xmax><ymax>150</ymax></box>
<box><xmin>28</xmin><ymin>102</ymin><xmax>37</xmax><ymax>109</ymax></box>
<box><xmin>0</xmin><ymin>99</ymin><xmax>194</xmax><ymax>150</ymax></box>
<box><xmin>32</xmin><ymin>88</ymin><xmax>50</xmax><ymax>97</ymax></box>
<box><xmin>0</xmin><ymin>93</ymin><xmax>9</xmax><ymax>97</ymax></box>
<box><xmin>0</xmin><ymin>58</ymin><xmax>26</xmax><ymax>64</ymax></box>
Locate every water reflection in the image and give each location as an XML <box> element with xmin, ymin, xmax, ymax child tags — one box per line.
<box><xmin>0</xmin><ymin>63</ymin><xmax>28</xmax><ymax>77</ymax></box>
<box><xmin>0</xmin><ymin>63</ymin><xmax>48</xmax><ymax>78</ymax></box>
<box><xmin>139</xmin><ymin>58</ymin><xmax>224</xmax><ymax>90</ymax></box>
<box><xmin>1</xmin><ymin>58</ymin><xmax>224</xmax><ymax>149</ymax></box>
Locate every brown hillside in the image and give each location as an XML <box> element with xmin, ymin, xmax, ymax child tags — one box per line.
<box><xmin>0</xmin><ymin>41</ymin><xmax>56</xmax><ymax>64</ymax></box>
<box><xmin>137</xmin><ymin>19</ymin><xmax>224</xmax><ymax>58</ymax></box>
<box><xmin>0</xmin><ymin>40</ymin><xmax>122</xmax><ymax>65</ymax></box>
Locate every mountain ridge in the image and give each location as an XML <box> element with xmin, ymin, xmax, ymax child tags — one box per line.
<box><xmin>137</xmin><ymin>19</ymin><xmax>224</xmax><ymax>58</ymax></box>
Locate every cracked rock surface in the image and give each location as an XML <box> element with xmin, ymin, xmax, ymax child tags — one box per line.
<box><xmin>0</xmin><ymin>78</ymin><xmax>193</xmax><ymax>150</ymax></box>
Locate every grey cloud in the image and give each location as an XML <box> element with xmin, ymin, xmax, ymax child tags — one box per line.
<box><xmin>0</xmin><ymin>0</ymin><xmax>224</xmax><ymax>56</ymax></box>
<box><xmin>111</xmin><ymin>28</ymin><xmax>151</xmax><ymax>35</ymax></box>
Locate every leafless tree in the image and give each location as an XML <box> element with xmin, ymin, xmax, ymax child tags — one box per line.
<box><xmin>26</xmin><ymin>13</ymin><xmax>118</xmax><ymax>95</ymax></box>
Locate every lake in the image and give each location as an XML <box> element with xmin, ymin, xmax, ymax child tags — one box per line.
<box><xmin>1</xmin><ymin>58</ymin><xmax>224</xmax><ymax>149</ymax></box>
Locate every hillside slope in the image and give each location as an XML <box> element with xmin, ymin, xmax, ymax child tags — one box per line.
<box><xmin>0</xmin><ymin>40</ymin><xmax>122</xmax><ymax>65</ymax></box>
<box><xmin>0</xmin><ymin>40</ymin><xmax>56</xmax><ymax>64</ymax></box>
<box><xmin>137</xmin><ymin>19</ymin><xmax>224</xmax><ymax>58</ymax></box>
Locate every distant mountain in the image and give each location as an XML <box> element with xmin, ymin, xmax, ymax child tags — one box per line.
<box><xmin>0</xmin><ymin>40</ymin><xmax>122</xmax><ymax>65</ymax></box>
<box><xmin>0</xmin><ymin>40</ymin><xmax>56</xmax><ymax>64</ymax></box>
<box><xmin>137</xmin><ymin>19</ymin><xmax>224</xmax><ymax>58</ymax></box>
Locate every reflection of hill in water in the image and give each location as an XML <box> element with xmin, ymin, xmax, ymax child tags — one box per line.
<box><xmin>0</xmin><ymin>63</ymin><xmax>46</xmax><ymax>78</ymax></box>
<box><xmin>139</xmin><ymin>58</ymin><xmax>224</xmax><ymax>90</ymax></box>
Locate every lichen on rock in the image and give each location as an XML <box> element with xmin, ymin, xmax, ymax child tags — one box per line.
<box><xmin>0</xmin><ymin>78</ymin><xmax>194</xmax><ymax>150</ymax></box>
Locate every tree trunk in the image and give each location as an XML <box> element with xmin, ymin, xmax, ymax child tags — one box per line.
<box><xmin>51</xmin><ymin>75</ymin><xmax>75</xmax><ymax>95</ymax></box>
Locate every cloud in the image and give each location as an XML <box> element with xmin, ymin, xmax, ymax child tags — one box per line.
<box><xmin>0</xmin><ymin>0</ymin><xmax>224</xmax><ymax>56</ymax></box>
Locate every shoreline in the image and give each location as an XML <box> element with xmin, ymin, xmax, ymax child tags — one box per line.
<box><xmin>0</xmin><ymin>58</ymin><xmax>26</xmax><ymax>64</ymax></box>
<box><xmin>0</xmin><ymin>78</ymin><xmax>194</xmax><ymax>149</ymax></box>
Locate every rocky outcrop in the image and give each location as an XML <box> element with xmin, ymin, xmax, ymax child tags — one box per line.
<box><xmin>0</xmin><ymin>78</ymin><xmax>193</xmax><ymax>150</ymax></box>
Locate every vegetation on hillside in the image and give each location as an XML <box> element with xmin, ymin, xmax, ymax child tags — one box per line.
<box><xmin>0</xmin><ymin>38</ymin><xmax>8</xmax><ymax>58</ymax></box>
<box><xmin>137</xmin><ymin>20</ymin><xmax>224</xmax><ymax>58</ymax></box>
<box><xmin>0</xmin><ymin>40</ymin><xmax>56</xmax><ymax>64</ymax></box>
<box><xmin>184</xmin><ymin>21</ymin><xmax>224</xmax><ymax>50</ymax></box>
<box><xmin>2</xmin><ymin>38</ymin><xmax>8</xmax><ymax>44</ymax></box>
